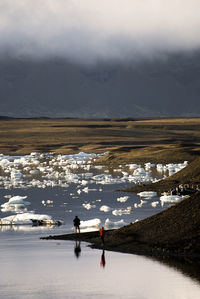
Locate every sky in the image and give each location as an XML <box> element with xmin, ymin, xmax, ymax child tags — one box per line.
<box><xmin>0</xmin><ymin>0</ymin><xmax>200</xmax><ymax>64</ymax></box>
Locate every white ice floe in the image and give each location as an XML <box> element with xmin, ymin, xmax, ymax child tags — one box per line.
<box><xmin>151</xmin><ymin>201</ymin><xmax>160</xmax><ymax>208</ymax></box>
<box><xmin>80</xmin><ymin>218</ymin><xmax>101</xmax><ymax>229</ymax></box>
<box><xmin>104</xmin><ymin>218</ymin><xmax>127</xmax><ymax>229</ymax></box>
<box><xmin>112</xmin><ymin>206</ymin><xmax>132</xmax><ymax>216</ymax></box>
<box><xmin>82</xmin><ymin>203</ymin><xmax>96</xmax><ymax>210</ymax></box>
<box><xmin>160</xmin><ymin>195</ymin><xmax>183</xmax><ymax>207</ymax></box>
<box><xmin>117</xmin><ymin>196</ymin><xmax>129</xmax><ymax>202</ymax></box>
<box><xmin>0</xmin><ymin>152</ymin><xmax>188</xmax><ymax>190</ymax></box>
<box><xmin>137</xmin><ymin>191</ymin><xmax>157</xmax><ymax>198</ymax></box>
<box><xmin>134</xmin><ymin>200</ymin><xmax>147</xmax><ymax>208</ymax></box>
<box><xmin>1</xmin><ymin>196</ymin><xmax>31</xmax><ymax>213</ymax></box>
<box><xmin>128</xmin><ymin>163</ymin><xmax>140</xmax><ymax>169</ymax></box>
<box><xmin>82</xmin><ymin>187</ymin><xmax>97</xmax><ymax>193</ymax></box>
<box><xmin>100</xmin><ymin>205</ymin><xmax>111</xmax><ymax>212</ymax></box>
<box><xmin>156</xmin><ymin>161</ymin><xmax>188</xmax><ymax>175</ymax></box>
<box><xmin>145</xmin><ymin>162</ymin><xmax>155</xmax><ymax>169</ymax></box>
<box><xmin>0</xmin><ymin>212</ymin><xmax>60</xmax><ymax>225</ymax></box>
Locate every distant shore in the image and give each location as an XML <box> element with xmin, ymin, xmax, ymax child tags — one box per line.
<box><xmin>1</xmin><ymin>118</ymin><xmax>200</xmax><ymax>166</ymax></box>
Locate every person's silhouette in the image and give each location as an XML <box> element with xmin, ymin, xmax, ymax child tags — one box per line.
<box><xmin>100</xmin><ymin>249</ymin><xmax>106</xmax><ymax>268</ymax></box>
<box><xmin>74</xmin><ymin>240</ymin><xmax>81</xmax><ymax>258</ymax></box>
<box><xmin>73</xmin><ymin>216</ymin><xmax>80</xmax><ymax>233</ymax></box>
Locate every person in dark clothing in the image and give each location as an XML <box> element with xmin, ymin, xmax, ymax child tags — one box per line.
<box><xmin>73</xmin><ymin>216</ymin><xmax>80</xmax><ymax>233</ymax></box>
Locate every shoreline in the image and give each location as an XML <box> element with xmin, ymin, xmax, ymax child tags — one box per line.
<box><xmin>40</xmin><ymin>230</ymin><xmax>200</xmax><ymax>259</ymax></box>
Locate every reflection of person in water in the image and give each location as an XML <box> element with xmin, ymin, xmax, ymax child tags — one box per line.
<box><xmin>100</xmin><ymin>250</ymin><xmax>106</xmax><ymax>268</ymax></box>
<box><xmin>74</xmin><ymin>240</ymin><xmax>81</xmax><ymax>258</ymax></box>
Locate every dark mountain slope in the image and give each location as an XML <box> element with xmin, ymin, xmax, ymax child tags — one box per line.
<box><xmin>1</xmin><ymin>53</ymin><xmax>200</xmax><ymax>118</ymax></box>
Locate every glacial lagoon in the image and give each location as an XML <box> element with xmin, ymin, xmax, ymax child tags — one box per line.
<box><xmin>0</xmin><ymin>152</ymin><xmax>199</xmax><ymax>298</ymax></box>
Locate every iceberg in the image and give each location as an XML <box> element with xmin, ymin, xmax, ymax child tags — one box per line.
<box><xmin>0</xmin><ymin>212</ymin><xmax>63</xmax><ymax>226</ymax></box>
<box><xmin>104</xmin><ymin>218</ymin><xmax>127</xmax><ymax>229</ymax></box>
<box><xmin>137</xmin><ymin>191</ymin><xmax>157</xmax><ymax>198</ymax></box>
<box><xmin>100</xmin><ymin>205</ymin><xmax>111</xmax><ymax>212</ymax></box>
<box><xmin>160</xmin><ymin>195</ymin><xmax>182</xmax><ymax>207</ymax></box>
<box><xmin>1</xmin><ymin>196</ymin><xmax>31</xmax><ymax>213</ymax></box>
<box><xmin>117</xmin><ymin>196</ymin><xmax>129</xmax><ymax>202</ymax></box>
<box><xmin>112</xmin><ymin>206</ymin><xmax>132</xmax><ymax>216</ymax></box>
<box><xmin>80</xmin><ymin>218</ymin><xmax>101</xmax><ymax>230</ymax></box>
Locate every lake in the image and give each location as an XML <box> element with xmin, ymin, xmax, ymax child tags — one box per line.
<box><xmin>0</xmin><ymin>152</ymin><xmax>199</xmax><ymax>298</ymax></box>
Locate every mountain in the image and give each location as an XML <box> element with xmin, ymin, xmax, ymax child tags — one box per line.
<box><xmin>1</xmin><ymin>53</ymin><xmax>200</xmax><ymax>118</ymax></box>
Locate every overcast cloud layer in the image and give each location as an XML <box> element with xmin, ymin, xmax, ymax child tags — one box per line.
<box><xmin>0</xmin><ymin>0</ymin><xmax>200</xmax><ymax>64</ymax></box>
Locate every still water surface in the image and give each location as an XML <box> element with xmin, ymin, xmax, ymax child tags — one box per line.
<box><xmin>0</xmin><ymin>232</ymin><xmax>200</xmax><ymax>299</ymax></box>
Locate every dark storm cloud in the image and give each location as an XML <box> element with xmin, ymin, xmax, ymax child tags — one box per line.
<box><xmin>0</xmin><ymin>0</ymin><xmax>200</xmax><ymax>64</ymax></box>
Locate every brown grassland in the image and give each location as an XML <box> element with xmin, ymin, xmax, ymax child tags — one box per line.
<box><xmin>1</xmin><ymin>117</ymin><xmax>200</xmax><ymax>164</ymax></box>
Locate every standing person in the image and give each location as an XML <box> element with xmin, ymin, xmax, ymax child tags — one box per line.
<box><xmin>73</xmin><ymin>216</ymin><xmax>80</xmax><ymax>233</ymax></box>
<box><xmin>99</xmin><ymin>226</ymin><xmax>105</xmax><ymax>245</ymax></box>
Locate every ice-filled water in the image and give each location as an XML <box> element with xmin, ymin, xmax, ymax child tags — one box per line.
<box><xmin>0</xmin><ymin>152</ymin><xmax>199</xmax><ymax>298</ymax></box>
<box><xmin>0</xmin><ymin>152</ymin><xmax>188</xmax><ymax>230</ymax></box>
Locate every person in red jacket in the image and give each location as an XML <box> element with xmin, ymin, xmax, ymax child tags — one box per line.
<box><xmin>99</xmin><ymin>226</ymin><xmax>105</xmax><ymax>245</ymax></box>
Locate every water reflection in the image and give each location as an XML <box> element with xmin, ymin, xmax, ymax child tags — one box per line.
<box><xmin>153</xmin><ymin>255</ymin><xmax>200</xmax><ymax>284</ymax></box>
<box><xmin>100</xmin><ymin>250</ymin><xmax>106</xmax><ymax>268</ymax></box>
<box><xmin>74</xmin><ymin>240</ymin><xmax>81</xmax><ymax>258</ymax></box>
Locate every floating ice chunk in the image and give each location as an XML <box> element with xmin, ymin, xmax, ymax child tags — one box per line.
<box><xmin>104</xmin><ymin>218</ymin><xmax>127</xmax><ymax>229</ymax></box>
<box><xmin>129</xmin><ymin>164</ymin><xmax>140</xmax><ymax>169</ymax></box>
<box><xmin>145</xmin><ymin>162</ymin><xmax>155</xmax><ymax>169</ymax></box>
<box><xmin>82</xmin><ymin>203</ymin><xmax>96</xmax><ymax>210</ymax></box>
<box><xmin>151</xmin><ymin>201</ymin><xmax>160</xmax><ymax>208</ymax></box>
<box><xmin>160</xmin><ymin>195</ymin><xmax>182</xmax><ymax>207</ymax></box>
<box><xmin>156</xmin><ymin>164</ymin><xmax>166</xmax><ymax>172</ymax></box>
<box><xmin>1</xmin><ymin>196</ymin><xmax>30</xmax><ymax>212</ymax></box>
<box><xmin>4</xmin><ymin>195</ymin><xmax>12</xmax><ymax>199</ymax></box>
<box><xmin>100</xmin><ymin>205</ymin><xmax>111</xmax><ymax>212</ymax></box>
<box><xmin>112</xmin><ymin>206</ymin><xmax>132</xmax><ymax>216</ymax></box>
<box><xmin>117</xmin><ymin>196</ymin><xmax>129</xmax><ymax>202</ymax></box>
<box><xmin>80</xmin><ymin>180</ymin><xmax>88</xmax><ymax>186</ymax></box>
<box><xmin>80</xmin><ymin>218</ymin><xmax>101</xmax><ymax>229</ymax></box>
<box><xmin>137</xmin><ymin>191</ymin><xmax>157</xmax><ymax>198</ymax></box>
<box><xmin>134</xmin><ymin>200</ymin><xmax>147</xmax><ymax>208</ymax></box>
<box><xmin>94</xmin><ymin>165</ymin><xmax>103</xmax><ymax>169</ymax></box>
<box><xmin>0</xmin><ymin>213</ymin><xmax>52</xmax><ymax>225</ymax></box>
<box><xmin>133</xmin><ymin>167</ymin><xmax>146</xmax><ymax>175</ymax></box>
<box><xmin>82</xmin><ymin>187</ymin><xmax>97</xmax><ymax>193</ymax></box>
